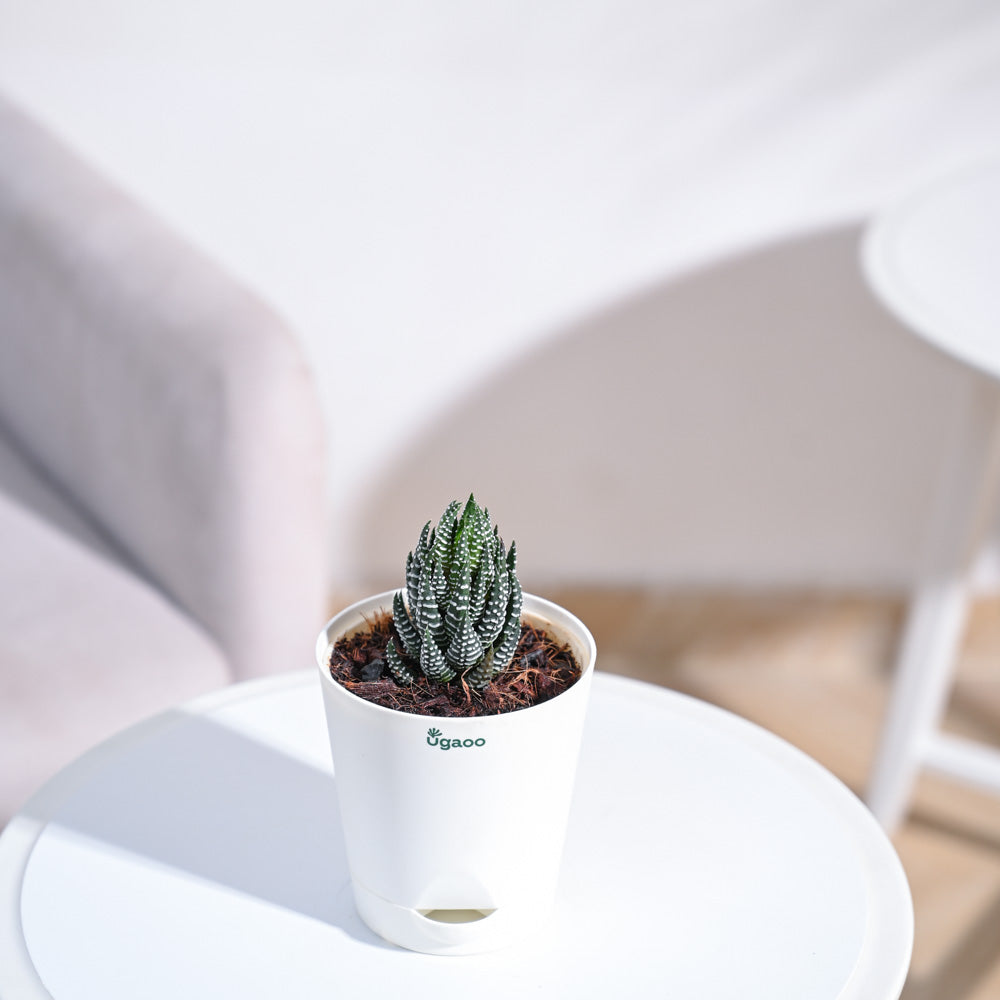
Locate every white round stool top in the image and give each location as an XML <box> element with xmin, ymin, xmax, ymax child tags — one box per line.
<box><xmin>863</xmin><ymin>159</ymin><xmax>1000</xmax><ymax>381</ymax></box>
<box><xmin>0</xmin><ymin>672</ymin><xmax>913</xmax><ymax>1000</ymax></box>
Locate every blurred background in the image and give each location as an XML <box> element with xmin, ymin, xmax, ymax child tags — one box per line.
<box><xmin>3</xmin><ymin>0</ymin><xmax>1000</xmax><ymax>595</ymax></box>
<box><xmin>2</xmin><ymin>1</ymin><xmax>1000</xmax><ymax>996</ymax></box>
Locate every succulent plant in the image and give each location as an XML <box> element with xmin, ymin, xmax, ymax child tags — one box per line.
<box><xmin>387</xmin><ymin>495</ymin><xmax>523</xmax><ymax>690</ymax></box>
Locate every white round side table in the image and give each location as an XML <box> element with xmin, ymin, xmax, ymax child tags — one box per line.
<box><xmin>0</xmin><ymin>671</ymin><xmax>911</xmax><ymax>999</ymax></box>
<box><xmin>862</xmin><ymin>159</ymin><xmax>1000</xmax><ymax>832</ymax></box>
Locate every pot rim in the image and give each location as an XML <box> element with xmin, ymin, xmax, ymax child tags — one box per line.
<box><xmin>316</xmin><ymin>590</ymin><xmax>596</xmax><ymax>723</ymax></box>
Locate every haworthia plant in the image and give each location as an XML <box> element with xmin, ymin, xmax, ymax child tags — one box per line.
<box><xmin>387</xmin><ymin>495</ymin><xmax>523</xmax><ymax>690</ymax></box>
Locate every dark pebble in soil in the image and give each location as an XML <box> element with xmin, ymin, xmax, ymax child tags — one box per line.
<box><xmin>361</xmin><ymin>659</ymin><xmax>384</xmax><ymax>681</ymax></box>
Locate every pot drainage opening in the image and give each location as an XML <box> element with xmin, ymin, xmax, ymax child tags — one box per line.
<box><xmin>417</xmin><ymin>908</ymin><xmax>496</xmax><ymax>924</ymax></box>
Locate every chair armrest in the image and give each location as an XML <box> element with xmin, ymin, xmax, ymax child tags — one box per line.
<box><xmin>0</xmin><ymin>95</ymin><xmax>328</xmax><ymax>678</ymax></box>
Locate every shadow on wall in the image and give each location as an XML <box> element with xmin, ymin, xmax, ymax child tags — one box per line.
<box><xmin>355</xmin><ymin>223</ymin><xmax>973</xmax><ymax>591</ymax></box>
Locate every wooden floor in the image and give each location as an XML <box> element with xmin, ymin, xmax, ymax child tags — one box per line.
<box><xmin>542</xmin><ymin>587</ymin><xmax>1000</xmax><ymax>1000</ymax></box>
<box><xmin>332</xmin><ymin>585</ymin><xmax>1000</xmax><ymax>998</ymax></box>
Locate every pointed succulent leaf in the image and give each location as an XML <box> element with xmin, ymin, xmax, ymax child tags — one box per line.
<box><xmin>481</xmin><ymin>525</ymin><xmax>497</xmax><ymax>572</ymax></box>
<box><xmin>416</xmin><ymin>570</ymin><xmax>445</xmax><ymax>642</ymax></box>
<box><xmin>476</xmin><ymin>570</ymin><xmax>508</xmax><ymax>646</ymax></box>
<box><xmin>446</xmin><ymin>613</ymin><xmax>485</xmax><ymax>670</ymax></box>
<box><xmin>468</xmin><ymin>556</ymin><xmax>493</xmax><ymax>622</ymax></box>
<box><xmin>412</xmin><ymin>560</ymin><xmax>427</xmax><ymax>632</ymax></box>
<box><xmin>493</xmin><ymin>536</ymin><xmax>507</xmax><ymax>576</ymax></box>
<box><xmin>433</xmin><ymin>500</ymin><xmax>461</xmax><ymax>568</ymax></box>
<box><xmin>432</xmin><ymin>559</ymin><xmax>449</xmax><ymax>605</ymax></box>
<box><xmin>421</xmin><ymin>629</ymin><xmax>455</xmax><ymax>683</ymax></box>
<box><xmin>507</xmin><ymin>570</ymin><xmax>523</xmax><ymax>622</ymax></box>
<box><xmin>444</xmin><ymin>561</ymin><xmax>472</xmax><ymax>639</ymax></box>
<box><xmin>386</xmin><ymin>638</ymin><xmax>417</xmax><ymax>685</ymax></box>
<box><xmin>466</xmin><ymin>648</ymin><xmax>494</xmax><ymax>690</ymax></box>
<box><xmin>460</xmin><ymin>494</ymin><xmax>488</xmax><ymax>571</ymax></box>
<box><xmin>405</xmin><ymin>552</ymin><xmax>421</xmax><ymax>611</ymax></box>
<box><xmin>392</xmin><ymin>590</ymin><xmax>422</xmax><ymax>659</ymax></box>
<box><xmin>415</xmin><ymin>521</ymin><xmax>432</xmax><ymax>563</ymax></box>
<box><xmin>449</xmin><ymin>525</ymin><xmax>472</xmax><ymax>590</ymax></box>
<box><xmin>506</xmin><ymin>539</ymin><xmax>518</xmax><ymax>576</ymax></box>
<box><xmin>492</xmin><ymin>576</ymin><xmax>523</xmax><ymax>674</ymax></box>
<box><xmin>491</xmin><ymin>618</ymin><xmax>521</xmax><ymax>675</ymax></box>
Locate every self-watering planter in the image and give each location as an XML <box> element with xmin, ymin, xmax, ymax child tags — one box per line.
<box><xmin>316</xmin><ymin>591</ymin><xmax>596</xmax><ymax>956</ymax></box>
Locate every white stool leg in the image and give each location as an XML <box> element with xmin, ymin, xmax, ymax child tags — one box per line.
<box><xmin>867</xmin><ymin>375</ymin><xmax>1000</xmax><ymax>833</ymax></box>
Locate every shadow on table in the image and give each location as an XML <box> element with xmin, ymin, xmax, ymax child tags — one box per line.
<box><xmin>21</xmin><ymin>710</ymin><xmax>392</xmax><ymax>950</ymax></box>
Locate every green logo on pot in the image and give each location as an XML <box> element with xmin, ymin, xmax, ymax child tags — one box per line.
<box><xmin>426</xmin><ymin>727</ymin><xmax>486</xmax><ymax>751</ymax></box>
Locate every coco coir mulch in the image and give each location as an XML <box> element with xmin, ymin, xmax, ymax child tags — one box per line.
<box><xmin>326</xmin><ymin>611</ymin><xmax>582</xmax><ymax>718</ymax></box>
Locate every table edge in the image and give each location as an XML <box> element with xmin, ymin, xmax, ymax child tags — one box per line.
<box><xmin>861</xmin><ymin>156</ymin><xmax>1000</xmax><ymax>384</ymax></box>
<box><xmin>0</xmin><ymin>670</ymin><xmax>913</xmax><ymax>1000</ymax></box>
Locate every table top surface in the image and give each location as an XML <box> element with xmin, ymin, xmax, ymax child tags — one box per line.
<box><xmin>0</xmin><ymin>671</ymin><xmax>912</xmax><ymax>1000</ymax></box>
<box><xmin>863</xmin><ymin>158</ymin><xmax>1000</xmax><ymax>382</ymax></box>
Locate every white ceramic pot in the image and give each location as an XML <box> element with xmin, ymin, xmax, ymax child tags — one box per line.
<box><xmin>316</xmin><ymin>591</ymin><xmax>596</xmax><ymax>955</ymax></box>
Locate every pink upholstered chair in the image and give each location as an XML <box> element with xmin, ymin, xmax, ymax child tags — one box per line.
<box><xmin>0</xmin><ymin>95</ymin><xmax>328</xmax><ymax>821</ymax></box>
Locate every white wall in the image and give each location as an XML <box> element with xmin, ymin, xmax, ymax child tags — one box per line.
<box><xmin>2</xmin><ymin>0</ymin><xmax>999</xmax><ymax>592</ymax></box>
<box><xmin>353</xmin><ymin>225</ymin><xmax>986</xmax><ymax>592</ymax></box>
